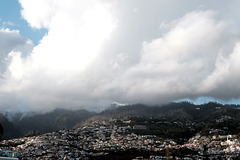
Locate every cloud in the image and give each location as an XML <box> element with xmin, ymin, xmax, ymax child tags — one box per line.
<box><xmin>97</xmin><ymin>10</ymin><xmax>240</xmax><ymax>105</ymax></box>
<box><xmin>199</xmin><ymin>42</ymin><xmax>240</xmax><ymax>98</ymax></box>
<box><xmin>119</xmin><ymin>10</ymin><xmax>239</xmax><ymax>104</ymax></box>
<box><xmin>1</xmin><ymin>0</ymin><xmax>240</xmax><ymax>112</ymax></box>
<box><xmin>19</xmin><ymin>0</ymin><xmax>56</xmax><ymax>29</ymax></box>
<box><xmin>0</xmin><ymin>27</ymin><xmax>33</xmax><ymax>73</ymax></box>
<box><xmin>0</xmin><ymin>0</ymin><xmax>117</xmax><ymax>112</ymax></box>
<box><xmin>0</xmin><ymin>24</ymin><xmax>33</xmax><ymax>112</ymax></box>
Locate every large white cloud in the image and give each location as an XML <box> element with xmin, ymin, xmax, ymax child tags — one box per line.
<box><xmin>1</xmin><ymin>0</ymin><xmax>240</xmax><ymax>112</ymax></box>
<box><xmin>0</xmin><ymin>25</ymin><xmax>33</xmax><ymax>112</ymax></box>
<box><xmin>118</xmin><ymin>10</ymin><xmax>240</xmax><ymax>104</ymax></box>
<box><xmin>90</xmin><ymin>10</ymin><xmax>240</xmax><ymax>106</ymax></box>
<box><xmin>0</xmin><ymin>27</ymin><xmax>33</xmax><ymax>73</ymax></box>
<box><xmin>199</xmin><ymin>42</ymin><xmax>240</xmax><ymax>98</ymax></box>
<box><xmin>0</xmin><ymin>0</ymin><xmax>117</xmax><ymax>112</ymax></box>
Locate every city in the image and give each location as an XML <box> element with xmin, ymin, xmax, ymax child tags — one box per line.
<box><xmin>1</xmin><ymin>117</ymin><xmax>240</xmax><ymax>159</ymax></box>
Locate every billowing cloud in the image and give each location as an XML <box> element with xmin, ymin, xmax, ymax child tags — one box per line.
<box><xmin>0</xmin><ymin>27</ymin><xmax>33</xmax><ymax>73</ymax></box>
<box><xmin>123</xmin><ymin>10</ymin><xmax>240</xmax><ymax>104</ymax></box>
<box><xmin>199</xmin><ymin>42</ymin><xmax>240</xmax><ymax>98</ymax></box>
<box><xmin>1</xmin><ymin>0</ymin><xmax>240</xmax><ymax>112</ymax></box>
<box><xmin>0</xmin><ymin>24</ymin><xmax>33</xmax><ymax>112</ymax></box>
<box><xmin>1</xmin><ymin>0</ymin><xmax>117</xmax><ymax>112</ymax></box>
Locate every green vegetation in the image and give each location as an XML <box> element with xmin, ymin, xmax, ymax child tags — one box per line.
<box><xmin>99</xmin><ymin>102</ymin><xmax>240</xmax><ymax>143</ymax></box>
<box><xmin>2</xmin><ymin>101</ymin><xmax>240</xmax><ymax>140</ymax></box>
<box><xmin>89</xmin><ymin>148</ymin><xmax>198</xmax><ymax>160</ymax></box>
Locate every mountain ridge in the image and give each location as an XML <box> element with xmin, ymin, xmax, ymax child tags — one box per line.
<box><xmin>1</xmin><ymin>102</ymin><xmax>240</xmax><ymax>140</ymax></box>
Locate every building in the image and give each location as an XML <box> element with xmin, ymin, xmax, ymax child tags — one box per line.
<box><xmin>0</xmin><ymin>150</ymin><xmax>18</xmax><ymax>160</ymax></box>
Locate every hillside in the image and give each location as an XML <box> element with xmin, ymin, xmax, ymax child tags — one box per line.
<box><xmin>0</xmin><ymin>113</ymin><xmax>22</xmax><ymax>140</ymax></box>
<box><xmin>2</xmin><ymin>102</ymin><xmax>240</xmax><ymax>140</ymax></box>
<box><xmin>99</xmin><ymin>102</ymin><xmax>240</xmax><ymax>122</ymax></box>
<box><xmin>75</xmin><ymin>102</ymin><xmax>240</xmax><ymax>142</ymax></box>
<box><xmin>2</xmin><ymin>104</ymin><xmax>240</xmax><ymax>159</ymax></box>
<box><xmin>0</xmin><ymin>109</ymin><xmax>94</xmax><ymax>139</ymax></box>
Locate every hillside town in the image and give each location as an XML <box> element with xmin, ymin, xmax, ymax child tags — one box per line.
<box><xmin>1</xmin><ymin>118</ymin><xmax>240</xmax><ymax>159</ymax></box>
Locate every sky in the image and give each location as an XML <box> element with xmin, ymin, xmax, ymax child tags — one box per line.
<box><xmin>0</xmin><ymin>0</ymin><xmax>240</xmax><ymax>113</ymax></box>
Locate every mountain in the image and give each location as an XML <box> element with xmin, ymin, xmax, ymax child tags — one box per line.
<box><xmin>9</xmin><ymin>109</ymin><xmax>96</xmax><ymax>138</ymax></box>
<box><xmin>0</xmin><ymin>113</ymin><xmax>22</xmax><ymax>140</ymax></box>
<box><xmin>98</xmin><ymin>102</ymin><xmax>240</xmax><ymax>122</ymax></box>
<box><xmin>76</xmin><ymin>102</ymin><xmax>240</xmax><ymax>143</ymax></box>
<box><xmin>2</xmin><ymin>102</ymin><xmax>240</xmax><ymax>140</ymax></box>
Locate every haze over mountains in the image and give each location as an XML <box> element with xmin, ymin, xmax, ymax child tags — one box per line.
<box><xmin>0</xmin><ymin>109</ymin><xmax>95</xmax><ymax>140</ymax></box>
<box><xmin>1</xmin><ymin>102</ymin><xmax>240</xmax><ymax>140</ymax></box>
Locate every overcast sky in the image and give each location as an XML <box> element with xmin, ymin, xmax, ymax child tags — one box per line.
<box><xmin>0</xmin><ymin>0</ymin><xmax>240</xmax><ymax>112</ymax></box>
